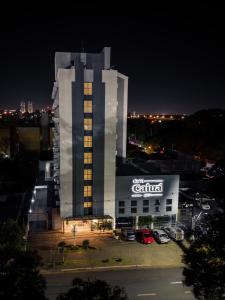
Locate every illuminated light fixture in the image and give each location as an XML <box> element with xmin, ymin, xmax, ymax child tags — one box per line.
<box><xmin>29</xmin><ymin>208</ymin><xmax>32</xmax><ymax>213</ymax></box>
<box><xmin>31</xmin><ymin>198</ymin><xmax>35</xmax><ymax>203</ymax></box>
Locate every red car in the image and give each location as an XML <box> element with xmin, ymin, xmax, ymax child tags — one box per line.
<box><xmin>136</xmin><ymin>229</ymin><xmax>155</xmax><ymax>244</ymax></box>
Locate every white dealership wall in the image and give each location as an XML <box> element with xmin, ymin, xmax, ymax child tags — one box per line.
<box><xmin>116</xmin><ymin>174</ymin><xmax>179</xmax><ymax>219</ymax></box>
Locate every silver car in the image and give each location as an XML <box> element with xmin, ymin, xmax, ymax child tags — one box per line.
<box><xmin>153</xmin><ymin>229</ymin><xmax>170</xmax><ymax>244</ymax></box>
<box><xmin>122</xmin><ymin>229</ymin><xmax>136</xmax><ymax>241</ymax></box>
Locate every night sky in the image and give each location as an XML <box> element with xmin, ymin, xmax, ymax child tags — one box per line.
<box><xmin>0</xmin><ymin>4</ymin><xmax>224</xmax><ymax>114</ymax></box>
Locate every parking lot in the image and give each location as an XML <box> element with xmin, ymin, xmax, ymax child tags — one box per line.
<box><xmin>29</xmin><ymin>230</ymin><xmax>184</xmax><ymax>270</ymax></box>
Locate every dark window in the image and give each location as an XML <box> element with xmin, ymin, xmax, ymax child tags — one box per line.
<box><xmin>84</xmin><ymin>207</ymin><xmax>92</xmax><ymax>216</ymax></box>
<box><xmin>143</xmin><ymin>200</ymin><xmax>149</xmax><ymax>206</ymax></box>
<box><xmin>131</xmin><ymin>207</ymin><xmax>137</xmax><ymax>213</ymax></box>
<box><xmin>155</xmin><ymin>206</ymin><xmax>160</xmax><ymax>212</ymax></box>
<box><xmin>119</xmin><ymin>201</ymin><xmax>125</xmax><ymax>207</ymax></box>
<box><xmin>131</xmin><ymin>200</ymin><xmax>137</xmax><ymax>206</ymax></box>
<box><xmin>166</xmin><ymin>199</ymin><xmax>172</xmax><ymax>205</ymax></box>
<box><xmin>166</xmin><ymin>206</ymin><xmax>172</xmax><ymax>212</ymax></box>
<box><xmin>143</xmin><ymin>207</ymin><xmax>149</xmax><ymax>213</ymax></box>
<box><xmin>119</xmin><ymin>208</ymin><xmax>125</xmax><ymax>214</ymax></box>
<box><xmin>155</xmin><ymin>199</ymin><xmax>160</xmax><ymax>205</ymax></box>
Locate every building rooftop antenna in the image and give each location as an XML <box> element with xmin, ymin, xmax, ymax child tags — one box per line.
<box><xmin>81</xmin><ymin>41</ymin><xmax>85</xmax><ymax>53</ymax></box>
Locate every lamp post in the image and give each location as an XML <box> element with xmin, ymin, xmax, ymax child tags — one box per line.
<box><xmin>72</xmin><ymin>224</ymin><xmax>77</xmax><ymax>246</ymax></box>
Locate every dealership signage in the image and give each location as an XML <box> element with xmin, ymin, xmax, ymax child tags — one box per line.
<box><xmin>131</xmin><ymin>178</ymin><xmax>164</xmax><ymax>198</ymax></box>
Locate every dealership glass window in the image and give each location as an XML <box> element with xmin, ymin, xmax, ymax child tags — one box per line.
<box><xmin>84</xmin><ymin>169</ymin><xmax>92</xmax><ymax>180</ymax></box>
<box><xmin>143</xmin><ymin>200</ymin><xmax>149</xmax><ymax>206</ymax></box>
<box><xmin>131</xmin><ymin>207</ymin><xmax>137</xmax><ymax>213</ymax></box>
<box><xmin>119</xmin><ymin>201</ymin><xmax>125</xmax><ymax>207</ymax></box>
<box><xmin>143</xmin><ymin>207</ymin><xmax>149</xmax><ymax>213</ymax></box>
<box><xmin>84</xmin><ymin>82</ymin><xmax>92</xmax><ymax>95</ymax></box>
<box><xmin>155</xmin><ymin>199</ymin><xmax>160</xmax><ymax>205</ymax></box>
<box><xmin>155</xmin><ymin>206</ymin><xmax>160</xmax><ymax>212</ymax></box>
<box><xmin>131</xmin><ymin>200</ymin><xmax>137</xmax><ymax>206</ymax></box>
<box><xmin>84</xmin><ymin>185</ymin><xmax>92</xmax><ymax>197</ymax></box>
<box><xmin>84</xmin><ymin>101</ymin><xmax>92</xmax><ymax>113</ymax></box>
<box><xmin>119</xmin><ymin>208</ymin><xmax>125</xmax><ymax>214</ymax></box>
<box><xmin>166</xmin><ymin>206</ymin><xmax>172</xmax><ymax>212</ymax></box>
<box><xmin>84</xmin><ymin>202</ymin><xmax>92</xmax><ymax>208</ymax></box>
<box><xmin>84</xmin><ymin>152</ymin><xmax>92</xmax><ymax>164</ymax></box>
<box><xmin>84</xmin><ymin>136</ymin><xmax>92</xmax><ymax>147</ymax></box>
<box><xmin>84</xmin><ymin>118</ymin><xmax>92</xmax><ymax>131</ymax></box>
<box><xmin>166</xmin><ymin>199</ymin><xmax>172</xmax><ymax>205</ymax></box>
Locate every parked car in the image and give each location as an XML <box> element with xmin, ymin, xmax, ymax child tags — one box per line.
<box><xmin>153</xmin><ymin>229</ymin><xmax>170</xmax><ymax>244</ymax></box>
<box><xmin>136</xmin><ymin>229</ymin><xmax>155</xmax><ymax>244</ymax></box>
<box><xmin>162</xmin><ymin>226</ymin><xmax>184</xmax><ymax>241</ymax></box>
<box><xmin>122</xmin><ymin>229</ymin><xmax>136</xmax><ymax>241</ymax></box>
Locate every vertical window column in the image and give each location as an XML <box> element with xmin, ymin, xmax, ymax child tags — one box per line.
<box><xmin>83</xmin><ymin>82</ymin><xmax>93</xmax><ymax>216</ymax></box>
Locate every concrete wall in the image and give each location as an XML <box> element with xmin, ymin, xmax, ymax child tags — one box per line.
<box><xmin>102</xmin><ymin>70</ymin><xmax>118</xmax><ymax>220</ymax></box>
<box><xmin>58</xmin><ymin>68</ymin><xmax>75</xmax><ymax>218</ymax></box>
<box><xmin>117</xmin><ymin>73</ymin><xmax>128</xmax><ymax>159</ymax></box>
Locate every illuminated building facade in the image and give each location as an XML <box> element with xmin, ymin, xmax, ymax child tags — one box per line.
<box><xmin>52</xmin><ymin>47</ymin><xmax>128</xmax><ymax>226</ymax></box>
<box><xmin>115</xmin><ymin>174</ymin><xmax>179</xmax><ymax>227</ymax></box>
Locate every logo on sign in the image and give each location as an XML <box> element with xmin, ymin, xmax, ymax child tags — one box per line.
<box><xmin>131</xmin><ymin>179</ymin><xmax>164</xmax><ymax>198</ymax></box>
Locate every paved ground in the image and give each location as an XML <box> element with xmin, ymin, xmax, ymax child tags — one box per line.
<box><xmin>45</xmin><ymin>267</ymin><xmax>195</xmax><ymax>300</ymax></box>
<box><xmin>29</xmin><ymin>230</ymin><xmax>184</xmax><ymax>269</ymax></box>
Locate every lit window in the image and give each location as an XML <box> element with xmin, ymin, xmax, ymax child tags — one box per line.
<box><xmin>84</xmin><ymin>185</ymin><xmax>92</xmax><ymax>197</ymax></box>
<box><xmin>84</xmin><ymin>202</ymin><xmax>92</xmax><ymax>208</ymax></box>
<box><xmin>84</xmin><ymin>169</ymin><xmax>92</xmax><ymax>180</ymax></box>
<box><xmin>84</xmin><ymin>82</ymin><xmax>92</xmax><ymax>95</ymax></box>
<box><xmin>84</xmin><ymin>136</ymin><xmax>92</xmax><ymax>147</ymax></box>
<box><xmin>84</xmin><ymin>101</ymin><xmax>92</xmax><ymax>113</ymax></box>
<box><xmin>84</xmin><ymin>118</ymin><xmax>92</xmax><ymax>131</ymax></box>
<box><xmin>84</xmin><ymin>152</ymin><xmax>92</xmax><ymax>164</ymax></box>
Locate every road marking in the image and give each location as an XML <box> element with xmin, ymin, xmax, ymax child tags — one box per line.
<box><xmin>184</xmin><ymin>291</ymin><xmax>191</xmax><ymax>294</ymax></box>
<box><xmin>170</xmin><ymin>281</ymin><xmax>182</xmax><ymax>284</ymax></box>
<box><xmin>137</xmin><ymin>293</ymin><xmax>157</xmax><ymax>297</ymax></box>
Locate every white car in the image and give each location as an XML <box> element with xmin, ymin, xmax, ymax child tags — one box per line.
<box><xmin>153</xmin><ymin>229</ymin><xmax>170</xmax><ymax>244</ymax></box>
<box><xmin>162</xmin><ymin>226</ymin><xmax>184</xmax><ymax>241</ymax></box>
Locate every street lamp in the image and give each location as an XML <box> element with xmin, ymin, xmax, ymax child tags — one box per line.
<box><xmin>71</xmin><ymin>224</ymin><xmax>77</xmax><ymax>246</ymax></box>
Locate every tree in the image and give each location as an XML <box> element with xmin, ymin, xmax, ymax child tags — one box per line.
<box><xmin>0</xmin><ymin>220</ymin><xmax>47</xmax><ymax>300</ymax></box>
<box><xmin>57</xmin><ymin>278</ymin><xmax>128</xmax><ymax>300</ymax></box>
<box><xmin>183</xmin><ymin>201</ymin><xmax>225</xmax><ymax>299</ymax></box>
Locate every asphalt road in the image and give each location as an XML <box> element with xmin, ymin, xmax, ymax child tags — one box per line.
<box><xmin>45</xmin><ymin>267</ymin><xmax>196</xmax><ymax>300</ymax></box>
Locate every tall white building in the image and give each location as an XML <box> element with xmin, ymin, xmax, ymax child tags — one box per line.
<box><xmin>52</xmin><ymin>47</ymin><xmax>128</xmax><ymax>230</ymax></box>
<box><xmin>27</xmin><ymin>101</ymin><xmax>33</xmax><ymax>113</ymax></box>
<box><xmin>20</xmin><ymin>101</ymin><xmax>26</xmax><ymax>113</ymax></box>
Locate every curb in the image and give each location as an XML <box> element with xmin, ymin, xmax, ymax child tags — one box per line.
<box><xmin>41</xmin><ymin>264</ymin><xmax>184</xmax><ymax>274</ymax></box>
